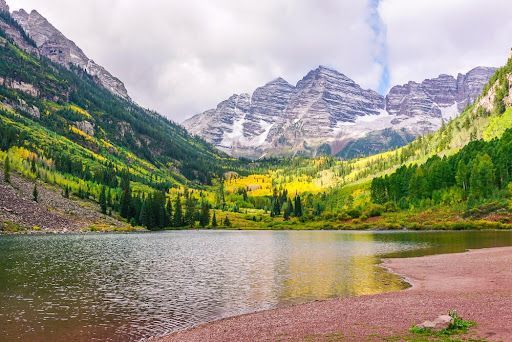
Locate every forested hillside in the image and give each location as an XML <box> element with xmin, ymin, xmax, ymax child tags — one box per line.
<box><xmin>1</xmin><ymin>1</ymin><xmax>511</xmax><ymax>232</ymax></box>
<box><xmin>0</xmin><ymin>10</ymin><xmax>241</xmax><ymax>231</ymax></box>
<box><xmin>214</xmin><ymin>53</ymin><xmax>512</xmax><ymax>230</ymax></box>
<box><xmin>369</xmin><ymin>56</ymin><xmax>512</xmax><ymax>220</ymax></box>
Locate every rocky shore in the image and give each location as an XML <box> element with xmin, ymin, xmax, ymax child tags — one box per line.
<box><xmin>0</xmin><ymin>169</ymin><xmax>127</xmax><ymax>233</ymax></box>
<box><xmin>158</xmin><ymin>247</ymin><xmax>512</xmax><ymax>341</ymax></box>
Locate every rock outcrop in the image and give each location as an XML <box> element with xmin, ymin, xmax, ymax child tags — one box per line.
<box><xmin>0</xmin><ymin>0</ymin><xmax>39</xmax><ymax>54</ymax></box>
<box><xmin>0</xmin><ymin>0</ymin><xmax>8</xmax><ymax>13</ymax></box>
<box><xmin>0</xmin><ymin>1</ymin><xmax>131</xmax><ymax>100</ymax></box>
<box><xmin>75</xmin><ymin>120</ymin><xmax>95</xmax><ymax>136</ymax></box>
<box><xmin>387</xmin><ymin>67</ymin><xmax>496</xmax><ymax>119</ymax></box>
<box><xmin>10</xmin><ymin>8</ymin><xmax>130</xmax><ymax>100</ymax></box>
<box><xmin>265</xmin><ymin>67</ymin><xmax>386</xmax><ymax>154</ymax></box>
<box><xmin>0</xmin><ymin>77</ymin><xmax>39</xmax><ymax>97</ymax></box>
<box><xmin>185</xmin><ymin>66</ymin><xmax>496</xmax><ymax>158</ymax></box>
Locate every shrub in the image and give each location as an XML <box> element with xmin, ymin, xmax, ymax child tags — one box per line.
<box><xmin>384</xmin><ymin>201</ymin><xmax>398</xmax><ymax>212</ymax></box>
<box><xmin>347</xmin><ymin>208</ymin><xmax>361</xmax><ymax>219</ymax></box>
<box><xmin>363</xmin><ymin>204</ymin><xmax>385</xmax><ymax>218</ymax></box>
<box><xmin>1</xmin><ymin>221</ymin><xmax>24</xmax><ymax>232</ymax></box>
<box><xmin>337</xmin><ymin>212</ymin><xmax>351</xmax><ymax>221</ymax></box>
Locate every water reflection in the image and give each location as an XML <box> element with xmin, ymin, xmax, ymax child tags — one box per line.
<box><xmin>1</xmin><ymin>230</ymin><xmax>512</xmax><ymax>341</ymax></box>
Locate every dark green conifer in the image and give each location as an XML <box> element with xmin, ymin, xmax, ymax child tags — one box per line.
<box><xmin>211</xmin><ymin>211</ymin><xmax>218</xmax><ymax>228</ymax></box>
<box><xmin>99</xmin><ymin>186</ymin><xmax>107</xmax><ymax>214</ymax></box>
<box><xmin>32</xmin><ymin>183</ymin><xmax>38</xmax><ymax>202</ymax></box>
<box><xmin>4</xmin><ymin>155</ymin><xmax>10</xmax><ymax>183</ymax></box>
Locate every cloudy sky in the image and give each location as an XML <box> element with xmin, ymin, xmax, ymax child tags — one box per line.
<box><xmin>9</xmin><ymin>0</ymin><xmax>512</xmax><ymax>122</ymax></box>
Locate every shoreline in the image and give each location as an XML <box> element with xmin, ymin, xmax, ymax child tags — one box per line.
<box><xmin>3</xmin><ymin>226</ymin><xmax>512</xmax><ymax>235</ymax></box>
<box><xmin>157</xmin><ymin>246</ymin><xmax>512</xmax><ymax>341</ymax></box>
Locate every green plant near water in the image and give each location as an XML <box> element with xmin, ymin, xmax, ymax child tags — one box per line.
<box><xmin>409</xmin><ymin>311</ymin><xmax>476</xmax><ymax>339</ymax></box>
<box><xmin>1</xmin><ymin>220</ymin><xmax>24</xmax><ymax>233</ymax></box>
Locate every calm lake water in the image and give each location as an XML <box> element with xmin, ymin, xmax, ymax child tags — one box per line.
<box><xmin>1</xmin><ymin>230</ymin><xmax>512</xmax><ymax>341</ymax></box>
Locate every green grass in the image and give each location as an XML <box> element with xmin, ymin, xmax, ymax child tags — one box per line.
<box><xmin>409</xmin><ymin>311</ymin><xmax>476</xmax><ymax>339</ymax></box>
<box><xmin>483</xmin><ymin>107</ymin><xmax>512</xmax><ymax>141</ymax></box>
<box><xmin>1</xmin><ymin>220</ymin><xmax>25</xmax><ymax>233</ymax></box>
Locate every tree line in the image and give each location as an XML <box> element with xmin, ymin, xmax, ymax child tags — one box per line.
<box><xmin>371</xmin><ymin>128</ymin><xmax>512</xmax><ymax>208</ymax></box>
<box><xmin>116</xmin><ymin>172</ymin><xmax>219</xmax><ymax>230</ymax></box>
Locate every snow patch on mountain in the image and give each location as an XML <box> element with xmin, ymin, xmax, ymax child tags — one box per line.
<box><xmin>184</xmin><ymin>66</ymin><xmax>496</xmax><ymax>159</ymax></box>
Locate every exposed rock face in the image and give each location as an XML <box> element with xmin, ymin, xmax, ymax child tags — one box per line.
<box><xmin>8</xmin><ymin>8</ymin><xmax>129</xmax><ymax>100</ymax></box>
<box><xmin>185</xmin><ymin>94</ymin><xmax>252</xmax><ymax>147</ymax></box>
<box><xmin>75</xmin><ymin>121</ymin><xmax>95</xmax><ymax>136</ymax></box>
<box><xmin>0</xmin><ymin>77</ymin><xmax>39</xmax><ymax>97</ymax></box>
<box><xmin>387</xmin><ymin>67</ymin><xmax>497</xmax><ymax>120</ymax></box>
<box><xmin>456</xmin><ymin>67</ymin><xmax>499</xmax><ymax>110</ymax></box>
<box><xmin>265</xmin><ymin>67</ymin><xmax>385</xmax><ymax>154</ymax></box>
<box><xmin>185</xmin><ymin>66</ymin><xmax>495</xmax><ymax>158</ymax></box>
<box><xmin>17</xmin><ymin>99</ymin><xmax>41</xmax><ymax>119</ymax></box>
<box><xmin>244</xmin><ymin>78</ymin><xmax>295</xmax><ymax>140</ymax></box>
<box><xmin>0</xmin><ymin>0</ymin><xmax>9</xmax><ymax>13</ymax></box>
<box><xmin>0</xmin><ymin>1</ymin><xmax>38</xmax><ymax>54</ymax></box>
<box><xmin>186</xmin><ymin>78</ymin><xmax>297</xmax><ymax>150</ymax></box>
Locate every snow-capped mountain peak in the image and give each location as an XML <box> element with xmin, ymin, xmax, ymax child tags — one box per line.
<box><xmin>184</xmin><ymin>66</ymin><xmax>496</xmax><ymax>159</ymax></box>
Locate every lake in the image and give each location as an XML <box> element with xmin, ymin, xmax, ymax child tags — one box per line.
<box><xmin>1</xmin><ymin>230</ymin><xmax>512</xmax><ymax>341</ymax></box>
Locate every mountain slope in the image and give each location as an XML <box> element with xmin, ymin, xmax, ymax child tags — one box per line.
<box><xmin>226</xmin><ymin>52</ymin><xmax>512</xmax><ymax>200</ymax></box>
<box><xmin>185</xmin><ymin>66</ymin><xmax>495</xmax><ymax>159</ymax></box>
<box><xmin>0</xmin><ymin>5</ymin><xmax>236</xmax><ymax>188</ymax></box>
<box><xmin>0</xmin><ymin>0</ymin><xmax>129</xmax><ymax>100</ymax></box>
<box><xmin>0</xmin><ymin>3</ymin><xmax>249</xmax><ymax>231</ymax></box>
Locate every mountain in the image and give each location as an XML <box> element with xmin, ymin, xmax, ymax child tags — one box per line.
<box><xmin>216</xmin><ymin>51</ymin><xmax>512</xmax><ymax>231</ymax></box>
<box><xmin>0</xmin><ymin>0</ymin><xmax>129</xmax><ymax>100</ymax></box>
<box><xmin>184</xmin><ymin>65</ymin><xmax>495</xmax><ymax>159</ymax></box>
<box><xmin>0</xmin><ymin>1</ymin><xmax>244</xmax><ymax>231</ymax></box>
<box><xmin>0</xmin><ymin>3</ymin><xmax>233</xmax><ymax>189</ymax></box>
<box><xmin>386</xmin><ymin>66</ymin><xmax>496</xmax><ymax>130</ymax></box>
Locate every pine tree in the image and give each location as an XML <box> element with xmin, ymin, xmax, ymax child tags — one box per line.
<box><xmin>30</xmin><ymin>157</ymin><xmax>37</xmax><ymax>174</ymax></box>
<box><xmin>119</xmin><ymin>172</ymin><xmax>132</xmax><ymax>219</ymax></box>
<box><xmin>215</xmin><ymin>177</ymin><xmax>226</xmax><ymax>210</ymax></box>
<box><xmin>4</xmin><ymin>155</ymin><xmax>10</xmax><ymax>183</ymax></box>
<box><xmin>294</xmin><ymin>194</ymin><xmax>303</xmax><ymax>217</ymax></box>
<box><xmin>146</xmin><ymin>194</ymin><xmax>157</xmax><ymax>229</ymax></box>
<box><xmin>154</xmin><ymin>192</ymin><xmax>167</xmax><ymax>229</ymax></box>
<box><xmin>314</xmin><ymin>203</ymin><xmax>322</xmax><ymax>216</ymax></box>
<box><xmin>99</xmin><ymin>186</ymin><xmax>107</xmax><ymax>214</ymax></box>
<box><xmin>211</xmin><ymin>211</ymin><xmax>218</xmax><ymax>228</ymax></box>
<box><xmin>106</xmin><ymin>189</ymin><xmax>112</xmax><ymax>214</ymax></box>
<box><xmin>224</xmin><ymin>215</ymin><xmax>231</xmax><ymax>227</ymax></box>
<box><xmin>165</xmin><ymin>197</ymin><xmax>173</xmax><ymax>227</ymax></box>
<box><xmin>139</xmin><ymin>199</ymin><xmax>149</xmax><ymax>228</ymax></box>
<box><xmin>184</xmin><ymin>190</ymin><xmax>197</xmax><ymax>227</ymax></box>
<box><xmin>271</xmin><ymin>188</ymin><xmax>281</xmax><ymax>216</ymax></box>
<box><xmin>199</xmin><ymin>200</ymin><xmax>210</xmax><ymax>228</ymax></box>
<box><xmin>32</xmin><ymin>183</ymin><xmax>38</xmax><ymax>202</ymax></box>
<box><xmin>173</xmin><ymin>194</ymin><xmax>183</xmax><ymax>227</ymax></box>
<box><xmin>283</xmin><ymin>198</ymin><xmax>293</xmax><ymax>220</ymax></box>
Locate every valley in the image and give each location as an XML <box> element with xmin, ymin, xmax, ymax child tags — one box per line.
<box><xmin>0</xmin><ymin>0</ymin><xmax>510</xmax><ymax>235</ymax></box>
<box><xmin>0</xmin><ymin>0</ymin><xmax>512</xmax><ymax>341</ymax></box>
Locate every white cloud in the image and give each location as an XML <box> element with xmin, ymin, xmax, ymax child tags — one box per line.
<box><xmin>380</xmin><ymin>0</ymin><xmax>512</xmax><ymax>85</ymax></box>
<box><xmin>9</xmin><ymin>0</ymin><xmax>379</xmax><ymax>121</ymax></box>
<box><xmin>7</xmin><ymin>0</ymin><xmax>512</xmax><ymax>122</ymax></box>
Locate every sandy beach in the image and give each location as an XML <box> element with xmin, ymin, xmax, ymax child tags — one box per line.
<box><xmin>158</xmin><ymin>247</ymin><xmax>512</xmax><ymax>341</ymax></box>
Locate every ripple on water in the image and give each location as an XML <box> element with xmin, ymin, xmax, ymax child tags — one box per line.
<box><xmin>1</xmin><ymin>230</ymin><xmax>512</xmax><ymax>341</ymax></box>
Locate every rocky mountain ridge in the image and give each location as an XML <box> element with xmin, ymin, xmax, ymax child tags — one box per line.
<box><xmin>184</xmin><ymin>66</ymin><xmax>496</xmax><ymax>159</ymax></box>
<box><xmin>0</xmin><ymin>0</ymin><xmax>129</xmax><ymax>100</ymax></box>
